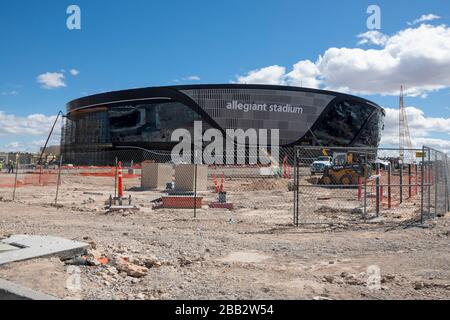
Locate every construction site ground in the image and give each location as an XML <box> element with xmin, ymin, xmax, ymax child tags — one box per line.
<box><xmin>0</xmin><ymin>174</ymin><xmax>449</xmax><ymax>300</ymax></box>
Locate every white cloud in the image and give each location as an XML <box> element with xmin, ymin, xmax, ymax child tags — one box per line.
<box><xmin>0</xmin><ymin>90</ymin><xmax>18</xmax><ymax>96</ymax></box>
<box><xmin>184</xmin><ymin>75</ymin><xmax>200</xmax><ymax>81</ymax></box>
<box><xmin>235</xmin><ymin>65</ymin><xmax>286</xmax><ymax>85</ymax></box>
<box><xmin>173</xmin><ymin>75</ymin><xmax>201</xmax><ymax>83</ymax></box>
<box><xmin>235</xmin><ymin>24</ymin><xmax>450</xmax><ymax>97</ymax></box>
<box><xmin>285</xmin><ymin>60</ymin><xmax>322</xmax><ymax>88</ymax></box>
<box><xmin>0</xmin><ymin>111</ymin><xmax>60</xmax><ymax>137</ymax></box>
<box><xmin>381</xmin><ymin>106</ymin><xmax>450</xmax><ymax>153</ymax></box>
<box><xmin>0</xmin><ymin>111</ymin><xmax>62</xmax><ymax>152</ymax></box>
<box><xmin>408</xmin><ymin>14</ymin><xmax>441</xmax><ymax>26</ymax></box>
<box><xmin>36</xmin><ymin>72</ymin><xmax>66</xmax><ymax>89</ymax></box>
<box><xmin>357</xmin><ymin>31</ymin><xmax>389</xmax><ymax>46</ymax></box>
<box><xmin>1</xmin><ymin>139</ymin><xmax>57</xmax><ymax>153</ymax></box>
<box><xmin>69</xmin><ymin>69</ymin><xmax>79</xmax><ymax>76</ymax></box>
<box><xmin>5</xmin><ymin>142</ymin><xmax>20</xmax><ymax>149</ymax></box>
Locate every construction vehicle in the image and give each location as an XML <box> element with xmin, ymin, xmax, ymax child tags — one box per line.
<box><xmin>318</xmin><ymin>152</ymin><xmax>370</xmax><ymax>185</ymax></box>
<box><xmin>310</xmin><ymin>156</ymin><xmax>332</xmax><ymax>175</ymax></box>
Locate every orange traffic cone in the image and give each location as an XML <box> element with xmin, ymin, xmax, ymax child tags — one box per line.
<box><xmin>117</xmin><ymin>161</ymin><xmax>124</xmax><ymax>198</ymax></box>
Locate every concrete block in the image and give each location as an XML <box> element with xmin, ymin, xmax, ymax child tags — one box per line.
<box><xmin>0</xmin><ymin>235</ymin><xmax>89</xmax><ymax>266</ymax></box>
<box><xmin>209</xmin><ymin>202</ymin><xmax>234</xmax><ymax>210</ymax></box>
<box><xmin>141</xmin><ymin>162</ymin><xmax>173</xmax><ymax>190</ymax></box>
<box><xmin>161</xmin><ymin>196</ymin><xmax>203</xmax><ymax>209</ymax></box>
<box><xmin>0</xmin><ymin>279</ymin><xmax>59</xmax><ymax>300</ymax></box>
<box><xmin>174</xmin><ymin>164</ymin><xmax>208</xmax><ymax>191</ymax></box>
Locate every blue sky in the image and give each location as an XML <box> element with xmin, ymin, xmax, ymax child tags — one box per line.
<box><xmin>0</xmin><ymin>0</ymin><xmax>449</xmax><ymax>152</ymax></box>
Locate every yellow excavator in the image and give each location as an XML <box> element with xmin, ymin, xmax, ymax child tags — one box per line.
<box><xmin>319</xmin><ymin>152</ymin><xmax>370</xmax><ymax>185</ymax></box>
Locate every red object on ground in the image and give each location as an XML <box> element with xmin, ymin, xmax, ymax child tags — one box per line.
<box><xmin>209</xmin><ymin>202</ymin><xmax>234</xmax><ymax>210</ymax></box>
<box><xmin>214</xmin><ymin>173</ymin><xmax>218</xmax><ymax>193</ymax></box>
<box><xmin>220</xmin><ymin>172</ymin><xmax>225</xmax><ymax>193</ymax></box>
<box><xmin>79</xmin><ymin>170</ymin><xmax>139</xmax><ymax>178</ymax></box>
<box><xmin>161</xmin><ymin>196</ymin><xmax>203</xmax><ymax>209</ymax></box>
<box><xmin>282</xmin><ymin>156</ymin><xmax>288</xmax><ymax>179</ymax></box>
<box><xmin>117</xmin><ymin>161</ymin><xmax>124</xmax><ymax>198</ymax></box>
<box><xmin>408</xmin><ymin>167</ymin><xmax>412</xmax><ymax>199</ymax></box>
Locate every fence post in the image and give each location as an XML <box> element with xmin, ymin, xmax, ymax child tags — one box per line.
<box><xmin>194</xmin><ymin>163</ymin><xmax>198</xmax><ymax>219</ymax></box>
<box><xmin>114</xmin><ymin>157</ymin><xmax>118</xmax><ymax>198</ymax></box>
<box><xmin>378</xmin><ymin>164</ymin><xmax>384</xmax><ymax>203</ymax></box>
<box><xmin>12</xmin><ymin>155</ymin><xmax>19</xmax><ymax>201</ymax></box>
<box><xmin>420</xmin><ymin>147</ymin><xmax>425</xmax><ymax>223</ymax></box>
<box><xmin>295</xmin><ymin>148</ymin><xmax>300</xmax><ymax>226</ymax></box>
<box><xmin>399</xmin><ymin>163</ymin><xmax>404</xmax><ymax>204</ymax></box>
<box><xmin>408</xmin><ymin>164</ymin><xmax>412</xmax><ymax>199</ymax></box>
<box><xmin>414</xmin><ymin>164</ymin><xmax>418</xmax><ymax>196</ymax></box>
<box><xmin>376</xmin><ymin>174</ymin><xmax>380</xmax><ymax>217</ymax></box>
<box><xmin>434</xmin><ymin>151</ymin><xmax>438</xmax><ymax>216</ymax></box>
<box><xmin>357</xmin><ymin>176</ymin><xmax>362</xmax><ymax>201</ymax></box>
<box><xmin>54</xmin><ymin>155</ymin><xmax>63</xmax><ymax>206</ymax></box>
<box><xmin>445</xmin><ymin>156</ymin><xmax>450</xmax><ymax>212</ymax></box>
<box><xmin>388</xmin><ymin>164</ymin><xmax>392</xmax><ymax>209</ymax></box>
<box><xmin>427</xmin><ymin>150</ymin><xmax>431</xmax><ymax>215</ymax></box>
<box><xmin>444</xmin><ymin>156</ymin><xmax>450</xmax><ymax>212</ymax></box>
<box><xmin>293</xmin><ymin>148</ymin><xmax>297</xmax><ymax>225</ymax></box>
<box><xmin>363</xmin><ymin>159</ymin><xmax>368</xmax><ymax>221</ymax></box>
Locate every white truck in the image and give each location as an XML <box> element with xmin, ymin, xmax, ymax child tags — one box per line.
<box><xmin>310</xmin><ymin>156</ymin><xmax>332</xmax><ymax>175</ymax></box>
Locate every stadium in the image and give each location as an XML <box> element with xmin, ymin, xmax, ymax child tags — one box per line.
<box><xmin>61</xmin><ymin>84</ymin><xmax>385</xmax><ymax>165</ymax></box>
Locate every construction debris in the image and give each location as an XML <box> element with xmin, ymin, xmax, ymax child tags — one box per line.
<box><xmin>111</xmin><ymin>255</ymin><xmax>149</xmax><ymax>278</ymax></box>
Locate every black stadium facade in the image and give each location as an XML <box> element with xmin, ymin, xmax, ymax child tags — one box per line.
<box><xmin>61</xmin><ymin>84</ymin><xmax>385</xmax><ymax>165</ymax></box>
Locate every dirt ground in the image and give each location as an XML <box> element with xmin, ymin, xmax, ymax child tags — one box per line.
<box><xmin>0</xmin><ymin>174</ymin><xmax>449</xmax><ymax>300</ymax></box>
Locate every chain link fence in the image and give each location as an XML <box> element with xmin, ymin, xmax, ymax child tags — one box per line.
<box><xmin>292</xmin><ymin>146</ymin><xmax>449</xmax><ymax>226</ymax></box>
<box><xmin>0</xmin><ymin>147</ymin><xmax>297</xmax><ymax>228</ymax></box>
<box><xmin>1</xmin><ymin>145</ymin><xmax>448</xmax><ymax>228</ymax></box>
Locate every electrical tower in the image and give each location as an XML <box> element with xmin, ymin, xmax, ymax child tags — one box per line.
<box><xmin>399</xmin><ymin>86</ymin><xmax>414</xmax><ymax>163</ymax></box>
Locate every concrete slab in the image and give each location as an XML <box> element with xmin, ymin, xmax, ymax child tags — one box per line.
<box><xmin>0</xmin><ymin>235</ymin><xmax>89</xmax><ymax>266</ymax></box>
<box><xmin>0</xmin><ymin>279</ymin><xmax>59</xmax><ymax>300</ymax></box>
<box><xmin>0</xmin><ymin>243</ymin><xmax>20</xmax><ymax>253</ymax></box>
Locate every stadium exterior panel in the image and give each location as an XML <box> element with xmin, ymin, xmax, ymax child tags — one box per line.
<box><xmin>62</xmin><ymin>84</ymin><xmax>385</xmax><ymax>165</ymax></box>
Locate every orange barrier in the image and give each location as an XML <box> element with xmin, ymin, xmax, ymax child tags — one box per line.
<box><xmin>79</xmin><ymin>171</ymin><xmax>139</xmax><ymax>178</ymax></box>
<box><xmin>214</xmin><ymin>172</ymin><xmax>219</xmax><ymax>193</ymax></box>
<box><xmin>282</xmin><ymin>156</ymin><xmax>292</xmax><ymax>179</ymax></box>
<box><xmin>78</xmin><ymin>166</ymin><xmax>140</xmax><ymax>178</ymax></box>
<box><xmin>366</xmin><ymin>165</ymin><xmax>425</xmax><ymax>210</ymax></box>
<box><xmin>0</xmin><ymin>172</ymin><xmax>58</xmax><ymax>188</ymax></box>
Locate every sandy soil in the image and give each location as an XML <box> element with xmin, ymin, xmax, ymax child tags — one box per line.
<box><xmin>0</xmin><ymin>174</ymin><xmax>449</xmax><ymax>300</ymax></box>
